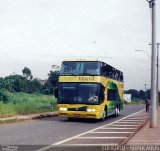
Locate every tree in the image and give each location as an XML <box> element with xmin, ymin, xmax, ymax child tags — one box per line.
<box><xmin>124</xmin><ymin>89</ymin><xmax>151</xmax><ymax>101</ymax></box>
<box><xmin>138</xmin><ymin>90</ymin><xmax>145</xmax><ymax>100</ymax></box>
<box><xmin>22</xmin><ymin>67</ymin><xmax>33</xmax><ymax>80</ymax></box>
<box><xmin>28</xmin><ymin>78</ymin><xmax>43</xmax><ymax>93</ymax></box>
<box><xmin>4</xmin><ymin>75</ymin><xmax>28</xmax><ymax>92</ymax></box>
<box><xmin>42</xmin><ymin>80</ymin><xmax>53</xmax><ymax>94</ymax></box>
<box><xmin>0</xmin><ymin>89</ymin><xmax>9</xmax><ymax>103</ymax></box>
<box><xmin>43</xmin><ymin>70</ymin><xmax>59</xmax><ymax>94</ymax></box>
<box><xmin>48</xmin><ymin>70</ymin><xmax>59</xmax><ymax>87</ymax></box>
<box><xmin>0</xmin><ymin>77</ymin><xmax>4</xmax><ymax>89</ymax></box>
<box><xmin>125</xmin><ymin>89</ymin><xmax>139</xmax><ymax>100</ymax></box>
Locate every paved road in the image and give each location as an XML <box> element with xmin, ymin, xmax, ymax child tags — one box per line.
<box><xmin>0</xmin><ymin>105</ymin><xmax>144</xmax><ymax>146</ymax></box>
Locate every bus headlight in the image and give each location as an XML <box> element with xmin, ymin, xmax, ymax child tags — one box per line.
<box><xmin>59</xmin><ymin>107</ymin><xmax>63</xmax><ymax>111</ymax></box>
<box><xmin>87</xmin><ymin>109</ymin><xmax>92</xmax><ymax>112</ymax></box>
<box><xmin>63</xmin><ymin>108</ymin><xmax>67</xmax><ymax>111</ymax></box>
<box><xmin>59</xmin><ymin>107</ymin><xmax>67</xmax><ymax>111</ymax></box>
<box><xmin>87</xmin><ymin>109</ymin><xmax>96</xmax><ymax>112</ymax></box>
<box><xmin>91</xmin><ymin>109</ymin><xmax>96</xmax><ymax>112</ymax></box>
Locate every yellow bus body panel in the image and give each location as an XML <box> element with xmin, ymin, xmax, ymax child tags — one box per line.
<box><xmin>58</xmin><ymin>76</ymin><xmax>124</xmax><ymax>119</ymax></box>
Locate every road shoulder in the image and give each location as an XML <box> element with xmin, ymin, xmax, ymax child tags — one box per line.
<box><xmin>0</xmin><ymin>111</ymin><xmax>57</xmax><ymax>124</ymax></box>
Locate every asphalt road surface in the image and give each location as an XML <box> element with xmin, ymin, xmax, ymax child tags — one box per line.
<box><xmin>0</xmin><ymin>105</ymin><xmax>145</xmax><ymax>146</ymax></box>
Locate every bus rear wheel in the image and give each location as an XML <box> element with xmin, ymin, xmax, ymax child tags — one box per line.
<box><xmin>114</xmin><ymin>106</ymin><xmax>120</xmax><ymax>117</ymax></box>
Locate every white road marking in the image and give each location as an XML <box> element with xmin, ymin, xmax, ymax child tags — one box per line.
<box><xmin>116</xmin><ymin>121</ymin><xmax>143</xmax><ymax>123</ymax></box>
<box><xmin>116</xmin><ymin>119</ymin><xmax>142</xmax><ymax>122</ymax></box>
<box><xmin>111</xmin><ymin>124</ymin><xmax>140</xmax><ymax>126</ymax></box>
<box><xmin>101</xmin><ymin>127</ymin><xmax>137</xmax><ymax>129</ymax></box>
<box><xmin>36</xmin><ymin>109</ymin><xmax>145</xmax><ymax>151</ymax></box>
<box><xmin>90</xmin><ymin>131</ymin><xmax>132</xmax><ymax>133</ymax></box>
<box><xmin>78</xmin><ymin>137</ymin><xmax>127</xmax><ymax>139</ymax></box>
<box><xmin>54</xmin><ymin>110</ymin><xmax>145</xmax><ymax>145</ymax></box>
<box><xmin>121</xmin><ymin>119</ymin><xmax>144</xmax><ymax>121</ymax></box>
<box><xmin>127</xmin><ymin>117</ymin><xmax>148</xmax><ymax>119</ymax></box>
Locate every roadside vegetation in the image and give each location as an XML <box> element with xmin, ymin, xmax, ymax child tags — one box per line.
<box><xmin>124</xmin><ymin>100</ymin><xmax>144</xmax><ymax>105</ymax></box>
<box><xmin>0</xmin><ymin>67</ymin><xmax>58</xmax><ymax>118</ymax></box>
<box><xmin>124</xmin><ymin>89</ymin><xmax>160</xmax><ymax>104</ymax></box>
<box><xmin>0</xmin><ymin>91</ymin><xmax>57</xmax><ymax>118</ymax></box>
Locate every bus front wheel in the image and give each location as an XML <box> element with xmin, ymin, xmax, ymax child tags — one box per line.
<box><xmin>101</xmin><ymin>108</ymin><xmax>107</xmax><ymax>121</ymax></box>
<box><xmin>68</xmin><ymin>117</ymin><xmax>73</xmax><ymax>121</ymax></box>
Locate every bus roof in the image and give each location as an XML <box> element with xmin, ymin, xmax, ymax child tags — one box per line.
<box><xmin>63</xmin><ymin>59</ymin><xmax>99</xmax><ymax>61</ymax></box>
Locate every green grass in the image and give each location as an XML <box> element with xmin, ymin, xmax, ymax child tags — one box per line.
<box><xmin>0</xmin><ymin>102</ymin><xmax>16</xmax><ymax>118</ymax></box>
<box><xmin>124</xmin><ymin>100</ymin><xmax>144</xmax><ymax>105</ymax></box>
<box><xmin>0</xmin><ymin>92</ymin><xmax>57</xmax><ymax>118</ymax></box>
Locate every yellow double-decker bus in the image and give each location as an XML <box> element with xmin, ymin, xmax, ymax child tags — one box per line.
<box><xmin>55</xmin><ymin>59</ymin><xmax>124</xmax><ymax>121</ymax></box>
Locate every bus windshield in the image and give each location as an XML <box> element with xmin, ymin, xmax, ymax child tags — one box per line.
<box><xmin>60</xmin><ymin>61</ymin><xmax>100</xmax><ymax>76</ymax></box>
<box><xmin>58</xmin><ymin>83</ymin><xmax>102</xmax><ymax>105</ymax></box>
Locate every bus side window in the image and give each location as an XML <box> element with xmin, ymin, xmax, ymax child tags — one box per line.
<box><xmin>101</xmin><ymin>63</ymin><xmax>108</xmax><ymax>77</ymax></box>
<box><xmin>107</xmin><ymin>89</ymin><xmax>120</xmax><ymax>101</ymax></box>
<box><xmin>107</xmin><ymin>89</ymin><xmax>116</xmax><ymax>101</ymax></box>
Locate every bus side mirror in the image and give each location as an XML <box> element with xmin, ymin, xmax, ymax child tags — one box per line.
<box><xmin>54</xmin><ymin>88</ymin><xmax>58</xmax><ymax>98</ymax></box>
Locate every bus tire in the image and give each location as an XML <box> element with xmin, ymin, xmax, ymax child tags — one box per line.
<box><xmin>101</xmin><ymin>107</ymin><xmax>107</xmax><ymax>121</ymax></box>
<box><xmin>68</xmin><ymin>117</ymin><xmax>73</xmax><ymax>121</ymax></box>
<box><xmin>114</xmin><ymin>105</ymin><xmax>120</xmax><ymax>117</ymax></box>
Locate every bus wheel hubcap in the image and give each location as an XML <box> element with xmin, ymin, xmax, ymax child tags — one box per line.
<box><xmin>103</xmin><ymin>111</ymin><xmax>106</xmax><ymax>119</ymax></box>
<box><xmin>116</xmin><ymin>108</ymin><xmax>119</xmax><ymax>116</ymax></box>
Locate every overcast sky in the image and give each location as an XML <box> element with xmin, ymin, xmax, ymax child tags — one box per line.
<box><xmin>0</xmin><ymin>0</ymin><xmax>160</xmax><ymax>90</ymax></box>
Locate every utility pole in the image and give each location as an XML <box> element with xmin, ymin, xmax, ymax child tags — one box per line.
<box><xmin>147</xmin><ymin>0</ymin><xmax>157</xmax><ymax>128</ymax></box>
<box><xmin>149</xmin><ymin>42</ymin><xmax>159</xmax><ymax>109</ymax></box>
<box><xmin>157</xmin><ymin>43</ymin><xmax>160</xmax><ymax>107</ymax></box>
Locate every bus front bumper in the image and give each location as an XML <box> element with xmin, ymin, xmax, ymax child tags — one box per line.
<box><xmin>58</xmin><ymin>111</ymin><xmax>100</xmax><ymax>119</ymax></box>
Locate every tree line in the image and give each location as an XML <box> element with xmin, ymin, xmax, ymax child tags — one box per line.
<box><xmin>124</xmin><ymin>89</ymin><xmax>151</xmax><ymax>101</ymax></box>
<box><xmin>125</xmin><ymin>89</ymin><xmax>160</xmax><ymax>103</ymax></box>
<box><xmin>0</xmin><ymin>67</ymin><xmax>59</xmax><ymax>95</ymax></box>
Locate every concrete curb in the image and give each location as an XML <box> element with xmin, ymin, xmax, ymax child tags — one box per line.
<box><xmin>120</xmin><ymin>118</ymin><xmax>150</xmax><ymax>145</ymax></box>
<box><xmin>0</xmin><ymin>111</ymin><xmax>58</xmax><ymax>124</ymax></box>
